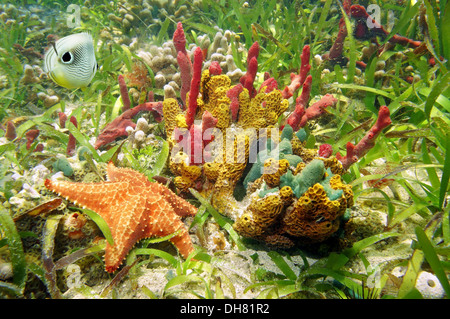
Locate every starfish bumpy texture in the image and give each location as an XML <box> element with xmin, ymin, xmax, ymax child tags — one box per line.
<box><xmin>45</xmin><ymin>162</ymin><xmax>197</xmax><ymax>272</ymax></box>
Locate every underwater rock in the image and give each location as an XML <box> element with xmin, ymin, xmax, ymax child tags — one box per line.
<box><xmin>0</xmin><ymin>262</ymin><xmax>13</xmax><ymax>281</ymax></box>
<box><xmin>6</xmin><ymin>165</ymin><xmax>51</xmax><ymax>214</ymax></box>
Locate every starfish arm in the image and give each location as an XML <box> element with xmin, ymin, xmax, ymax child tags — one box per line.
<box><xmin>169</xmin><ymin>227</ymin><xmax>196</xmax><ymax>259</ymax></box>
<box><xmin>152</xmin><ymin>182</ymin><xmax>197</xmax><ymax>217</ymax></box>
<box><xmin>144</xmin><ymin>194</ymin><xmax>195</xmax><ymax>258</ymax></box>
<box><xmin>44</xmin><ymin>179</ymin><xmax>129</xmax><ymax>219</ymax></box>
<box><xmin>106</xmin><ymin>162</ymin><xmax>150</xmax><ymax>187</ymax></box>
<box><xmin>104</xmin><ymin>194</ymin><xmax>148</xmax><ymax>273</ymax></box>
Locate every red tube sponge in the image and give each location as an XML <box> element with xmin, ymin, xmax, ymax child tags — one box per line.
<box><xmin>173</xmin><ymin>22</ymin><xmax>187</xmax><ymax>55</ymax></box>
<box><xmin>240</xmin><ymin>42</ymin><xmax>259</xmax><ymax>98</ymax></box>
<box><xmin>299</xmin><ymin>93</ymin><xmax>337</xmax><ymax>128</ymax></box>
<box><xmin>286</xmin><ymin>75</ymin><xmax>312</xmax><ymax>130</ymax></box>
<box><xmin>118</xmin><ymin>74</ymin><xmax>131</xmax><ymax>111</ymax></box>
<box><xmin>94</xmin><ymin>102</ymin><xmax>164</xmax><ymax>149</ymax></box>
<box><xmin>173</xmin><ymin>22</ymin><xmax>193</xmax><ymax>108</ymax></box>
<box><xmin>336</xmin><ymin>106</ymin><xmax>391</xmax><ymax>169</ymax></box>
<box><xmin>282</xmin><ymin>45</ymin><xmax>311</xmax><ymax>99</ymax></box>
<box><xmin>318</xmin><ymin>144</ymin><xmax>333</xmax><ymax>158</ymax></box>
<box><xmin>185</xmin><ymin>47</ymin><xmax>203</xmax><ymax>128</ymax></box>
<box><xmin>177</xmin><ymin>50</ymin><xmax>192</xmax><ymax>107</ymax></box>
<box><xmin>227</xmin><ymin>84</ymin><xmax>244</xmax><ymax>122</ymax></box>
<box><xmin>209</xmin><ymin>61</ymin><xmax>222</xmax><ymax>76</ymax></box>
<box><xmin>67</xmin><ymin>116</ymin><xmax>77</xmax><ymax>156</ymax></box>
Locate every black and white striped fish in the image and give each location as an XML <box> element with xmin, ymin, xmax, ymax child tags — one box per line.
<box><xmin>44</xmin><ymin>33</ymin><xmax>98</xmax><ymax>89</ymax></box>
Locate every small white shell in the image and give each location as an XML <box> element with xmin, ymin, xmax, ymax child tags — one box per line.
<box><xmin>415</xmin><ymin>271</ymin><xmax>445</xmax><ymax>299</ymax></box>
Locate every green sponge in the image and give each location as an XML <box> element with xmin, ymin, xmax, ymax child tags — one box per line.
<box><xmin>280</xmin><ymin>159</ymin><xmax>325</xmax><ymax>197</ymax></box>
<box><xmin>53</xmin><ymin>157</ymin><xmax>73</xmax><ymax>177</ymax></box>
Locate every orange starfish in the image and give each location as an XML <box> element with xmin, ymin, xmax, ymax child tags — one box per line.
<box><xmin>44</xmin><ymin>162</ymin><xmax>197</xmax><ymax>273</ymax></box>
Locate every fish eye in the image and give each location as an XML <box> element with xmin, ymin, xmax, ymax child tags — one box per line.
<box><xmin>61</xmin><ymin>51</ymin><xmax>73</xmax><ymax>64</ymax></box>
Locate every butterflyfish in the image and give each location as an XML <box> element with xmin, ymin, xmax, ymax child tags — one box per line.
<box><xmin>44</xmin><ymin>32</ymin><xmax>98</xmax><ymax>89</ymax></box>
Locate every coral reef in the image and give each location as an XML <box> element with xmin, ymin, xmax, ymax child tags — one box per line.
<box><xmin>126</xmin><ymin>117</ymin><xmax>158</xmax><ymax>149</ymax></box>
<box><xmin>36</xmin><ymin>91</ymin><xmax>59</xmax><ymax>107</ymax></box>
<box><xmin>162</xmin><ymin>27</ymin><xmax>291</xmax><ymax>206</ymax></box>
<box><xmin>234</xmin><ymin>130</ymin><xmax>354</xmax><ymax>247</ymax></box>
<box><xmin>161</xmin><ymin>23</ymin><xmax>390</xmax><ymax>247</ymax></box>
<box><xmin>20</xmin><ymin>64</ymin><xmax>43</xmax><ymax>85</ymax></box>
